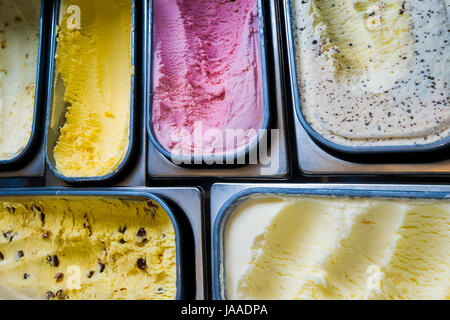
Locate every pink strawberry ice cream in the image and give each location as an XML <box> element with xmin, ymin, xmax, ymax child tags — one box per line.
<box><xmin>151</xmin><ymin>0</ymin><xmax>264</xmax><ymax>158</ymax></box>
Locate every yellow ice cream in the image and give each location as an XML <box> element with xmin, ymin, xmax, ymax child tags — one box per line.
<box><xmin>0</xmin><ymin>197</ymin><xmax>176</xmax><ymax>300</ymax></box>
<box><xmin>0</xmin><ymin>0</ymin><xmax>40</xmax><ymax>160</ymax></box>
<box><xmin>225</xmin><ymin>196</ymin><xmax>450</xmax><ymax>300</ymax></box>
<box><xmin>53</xmin><ymin>0</ymin><xmax>132</xmax><ymax>177</ymax></box>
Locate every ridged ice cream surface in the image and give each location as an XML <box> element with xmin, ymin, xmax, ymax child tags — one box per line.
<box><xmin>152</xmin><ymin>0</ymin><xmax>264</xmax><ymax>156</ymax></box>
<box><xmin>53</xmin><ymin>0</ymin><xmax>131</xmax><ymax>177</ymax></box>
<box><xmin>0</xmin><ymin>0</ymin><xmax>40</xmax><ymax>160</ymax></box>
<box><xmin>290</xmin><ymin>0</ymin><xmax>449</xmax><ymax>147</ymax></box>
<box><xmin>0</xmin><ymin>197</ymin><xmax>177</xmax><ymax>300</ymax></box>
<box><xmin>225</xmin><ymin>196</ymin><xmax>450</xmax><ymax>300</ymax></box>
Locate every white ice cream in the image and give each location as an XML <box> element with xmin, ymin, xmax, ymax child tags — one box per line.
<box><xmin>291</xmin><ymin>0</ymin><xmax>449</xmax><ymax>147</ymax></box>
<box><xmin>0</xmin><ymin>0</ymin><xmax>41</xmax><ymax>160</ymax></box>
<box><xmin>224</xmin><ymin>195</ymin><xmax>450</xmax><ymax>300</ymax></box>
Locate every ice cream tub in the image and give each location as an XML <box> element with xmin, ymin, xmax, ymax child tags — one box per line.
<box><xmin>0</xmin><ymin>188</ymin><xmax>192</xmax><ymax>300</ymax></box>
<box><xmin>284</xmin><ymin>0</ymin><xmax>450</xmax><ymax>155</ymax></box>
<box><xmin>45</xmin><ymin>0</ymin><xmax>137</xmax><ymax>183</ymax></box>
<box><xmin>0</xmin><ymin>0</ymin><xmax>47</xmax><ymax>168</ymax></box>
<box><xmin>211</xmin><ymin>183</ymin><xmax>450</xmax><ymax>300</ymax></box>
<box><xmin>146</xmin><ymin>0</ymin><xmax>271</xmax><ymax>165</ymax></box>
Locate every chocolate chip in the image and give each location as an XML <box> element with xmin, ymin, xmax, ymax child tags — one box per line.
<box><xmin>147</xmin><ymin>201</ymin><xmax>158</xmax><ymax>209</ymax></box>
<box><xmin>157</xmin><ymin>287</ymin><xmax>165</xmax><ymax>294</ymax></box>
<box><xmin>6</xmin><ymin>206</ymin><xmax>15</xmax><ymax>214</ymax></box>
<box><xmin>136</xmin><ymin>228</ymin><xmax>146</xmax><ymax>238</ymax></box>
<box><xmin>119</xmin><ymin>239</ymin><xmax>126</xmax><ymax>244</ymax></box>
<box><xmin>47</xmin><ymin>255</ymin><xmax>59</xmax><ymax>267</ymax></box>
<box><xmin>137</xmin><ymin>258</ymin><xmax>147</xmax><ymax>270</ymax></box>
<box><xmin>3</xmin><ymin>231</ymin><xmax>14</xmax><ymax>242</ymax></box>
<box><xmin>42</xmin><ymin>232</ymin><xmax>49</xmax><ymax>239</ymax></box>
<box><xmin>118</xmin><ymin>226</ymin><xmax>127</xmax><ymax>234</ymax></box>
<box><xmin>56</xmin><ymin>290</ymin><xmax>64</xmax><ymax>299</ymax></box>
<box><xmin>46</xmin><ymin>291</ymin><xmax>55</xmax><ymax>300</ymax></box>
<box><xmin>136</xmin><ymin>228</ymin><xmax>147</xmax><ymax>244</ymax></box>
<box><xmin>23</xmin><ymin>273</ymin><xmax>30</xmax><ymax>279</ymax></box>
<box><xmin>17</xmin><ymin>250</ymin><xmax>24</xmax><ymax>259</ymax></box>
<box><xmin>40</xmin><ymin>213</ymin><xmax>45</xmax><ymax>225</ymax></box>
<box><xmin>55</xmin><ymin>273</ymin><xmax>64</xmax><ymax>282</ymax></box>
<box><xmin>98</xmin><ymin>260</ymin><xmax>105</xmax><ymax>273</ymax></box>
<box><xmin>87</xmin><ymin>270</ymin><xmax>95</xmax><ymax>278</ymax></box>
<box><xmin>0</xmin><ymin>252</ymin><xmax>3</xmax><ymax>260</ymax></box>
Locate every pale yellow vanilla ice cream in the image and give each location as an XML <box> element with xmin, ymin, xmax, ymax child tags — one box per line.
<box><xmin>53</xmin><ymin>0</ymin><xmax>132</xmax><ymax>177</ymax></box>
<box><xmin>291</xmin><ymin>0</ymin><xmax>449</xmax><ymax>147</ymax></box>
<box><xmin>225</xmin><ymin>195</ymin><xmax>450</xmax><ymax>300</ymax></box>
<box><xmin>0</xmin><ymin>0</ymin><xmax>40</xmax><ymax>160</ymax></box>
<box><xmin>0</xmin><ymin>197</ymin><xmax>176</xmax><ymax>300</ymax></box>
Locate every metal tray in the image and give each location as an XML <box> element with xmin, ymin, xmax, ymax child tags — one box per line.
<box><xmin>44</xmin><ymin>0</ymin><xmax>138</xmax><ymax>184</ymax></box>
<box><xmin>294</xmin><ymin>110</ymin><xmax>450</xmax><ymax>175</ymax></box>
<box><xmin>146</xmin><ymin>0</ymin><xmax>289</xmax><ymax>179</ymax></box>
<box><xmin>146</xmin><ymin>0</ymin><xmax>271</xmax><ymax>165</ymax></box>
<box><xmin>284</xmin><ymin>0</ymin><xmax>450</xmax><ymax>155</ymax></box>
<box><xmin>210</xmin><ymin>183</ymin><xmax>450</xmax><ymax>299</ymax></box>
<box><xmin>0</xmin><ymin>0</ymin><xmax>48</xmax><ymax>171</ymax></box>
<box><xmin>0</xmin><ymin>187</ymin><xmax>204</xmax><ymax>300</ymax></box>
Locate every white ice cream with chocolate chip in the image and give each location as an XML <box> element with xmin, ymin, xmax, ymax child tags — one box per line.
<box><xmin>0</xmin><ymin>0</ymin><xmax>40</xmax><ymax>160</ymax></box>
<box><xmin>291</xmin><ymin>0</ymin><xmax>449</xmax><ymax>147</ymax></box>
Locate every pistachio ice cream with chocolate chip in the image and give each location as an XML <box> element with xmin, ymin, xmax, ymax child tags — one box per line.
<box><xmin>0</xmin><ymin>197</ymin><xmax>176</xmax><ymax>300</ymax></box>
<box><xmin>290</xmin><ymin>0</ymin><xmax>449</xmax><ymax>147</ymax></box>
